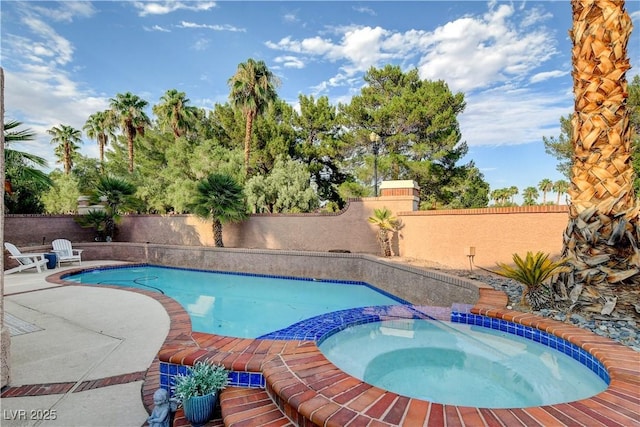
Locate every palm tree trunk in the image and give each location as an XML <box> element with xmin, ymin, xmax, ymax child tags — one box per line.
<box><xmin>213</xmin><ymin>219</ymin><xmax>224</xmax><ymax>247</ymax></box>
<box><xmin>558</xmin><ymin>0</ymin><xmax>640</xmax><ymax>314</ymax></box>
<box><xmin>243</xmin><ymin>111</ymin><xmax>255</xmax><ymax>176</ymax></box>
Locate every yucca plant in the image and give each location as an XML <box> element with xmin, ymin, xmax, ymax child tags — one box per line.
<box><xmin>495</xmin><ymin>252</ymin><xmax>569</xmax><ymax>310</ymax></box>
<box><xmin>367</xmin><ymin>207</ymin><xmax>401</xmax><ymax>257</ymax></box>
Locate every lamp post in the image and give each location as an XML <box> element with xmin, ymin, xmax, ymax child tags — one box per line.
<box><xmin>369</xmin><ymin>132</ymin><xmax>381</xmax><ymax>197</ymax></box>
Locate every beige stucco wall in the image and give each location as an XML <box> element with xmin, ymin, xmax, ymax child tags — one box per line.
<box><xmin>4</xmin><ymin>198</ymin><xmax>569</xmax><ymax>271</ymax></box>
<box><xmin>398</xmin><ymin>206</ymin><xmax>569</xmax><ymax>269</ymax></box>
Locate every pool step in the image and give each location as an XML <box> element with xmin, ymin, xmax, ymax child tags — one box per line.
<box><xmin>221</xmin><ymin>387</ymin><xmax>295</xmax><ymax>426</ymax></box>
<box><xmin>172</xmin><ymin>387</ymin><xmax>292</xmax><ymax>426</ymax></box>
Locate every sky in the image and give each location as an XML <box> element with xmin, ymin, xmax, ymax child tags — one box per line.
<box><xmin>2</xmin><ymin>0</ymin><xmax>640</xmax><ymax>204</ymax></box>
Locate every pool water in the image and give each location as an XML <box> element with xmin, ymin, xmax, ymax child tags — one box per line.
<box><xmin>319</xmin><ymin>319</ymin><xmax>608</xmax><ymax>408</ymax></box>
<box><xmin>66</xmin><ymin>265</ymin><xmax>404</xmax><ymax>338</ymax></box>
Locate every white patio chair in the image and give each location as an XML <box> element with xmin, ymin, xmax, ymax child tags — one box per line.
<box><xmin>51</xmin><ymin>239</ymin><xmax>83</xmax><ymax>267</ymax></box>
<box><xmin>4</xmin><ymin>242</ymin><xmax>48</xmax><ymax>274</ymax></box>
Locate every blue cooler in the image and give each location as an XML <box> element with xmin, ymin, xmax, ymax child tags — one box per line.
<box><xmin>44</xmin><ymin>253</ymin><xmax>58</xmax><ymax>269</ymax></box>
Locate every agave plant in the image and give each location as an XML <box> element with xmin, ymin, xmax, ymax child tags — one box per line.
<box><xmin>495</xmin><ymin>251</ymin><xmax>569</xmax><ymax>310</ymax></box>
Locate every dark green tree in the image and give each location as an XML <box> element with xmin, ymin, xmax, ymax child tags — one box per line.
<box><xmin>294</xmin><ymin>94</ymin><xmax>351</xmax><ymax>207</ymax></box>
<box><xmin>250</xmin><ymin>99</ymin><xmax>297</xmax><ymax>175</ymax></box>
<box><xmin>543</xmin><ymin>115</ymin><xmax>574</xmax><ymax>179</ymax></box>
<box><xmin>188</xmin><ymin>174</ymin><xmax>247</xmax><ymax>247</ymax></box>
<box><xmin>340</xmin><ymin>65</ymin><xmax>481</xmax><ymax>207</ymax></box>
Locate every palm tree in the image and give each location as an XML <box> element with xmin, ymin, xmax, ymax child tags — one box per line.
<box><xmin>47</xmin><ymin>124</ymin><xmax>82</xmax><ymax>174</ymax></box>
<box><xmin>522</xmin><ymin>186</ymin><xmax>539</xmax><ymax>206</ymax></box>
<box><xmin>110</xmin><ymin>92</ymin><xmax>150</xmax><ymax>173</ymax></box>
<box><xmin>83</xmin><ymin>110</ymin><xmax>116</xmax><ymax>172</ymax></box>
<box><xmin>507</xmin><ymin>186</ymin><xmax>519</xmax><ymax>204</ymax></box>
<box><xmin>553</xmin><ymin>179</ymin><xmax>570</xmax><ymax>205</ymax></box>
<box><xmin>94</xmin><ymin>176</ymin><xmax>137</xmax><ymax>240</ymax></box>
<box><xmin>228</xmin><ymin>59</ymin><xmax>280</xmax><ymax>176</ymax></box>
<box><xmin>4</xmin><ymin>120</ymin><xmax>51</xmax><ymax>188</ymax></box>
<box><xmin>538</xmin><ymin>178</ymin><xmax>553</xmax><ymax>204</ymax></box>
<box><xmin>153</xmin><ymin>89</ymin><xmax>197</xmax><ymax>138</ymax></box>
<box><xmin>188</xmin><ymin>174</ymin><xmax>247</xmax><ymax>247</ymax></box>
<box><xmin>367</xmin><ymin>207</ymin><xmax>401</xmax><ymax>257</ymax></box>
<box><xmin>557</xmin><ymin>0</ymin><xmax>639</xmax><ymax>314</ymax></box>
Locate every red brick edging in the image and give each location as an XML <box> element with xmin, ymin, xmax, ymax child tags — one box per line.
<box><xmin>40</xmin><ymin>267</ymin><xmax>640</xmax><ymax>427</ymax></box>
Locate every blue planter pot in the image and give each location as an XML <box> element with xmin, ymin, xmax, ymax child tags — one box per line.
<box><xmin>183</xmin><ymin>392</ymin><xmax>217</xmax><ymax>427</ymax></box>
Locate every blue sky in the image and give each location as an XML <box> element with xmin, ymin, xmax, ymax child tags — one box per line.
<box><xmin>2</xmin><ymin>1</ymin><xmax>639</xmax><ymax>204</ymax></box>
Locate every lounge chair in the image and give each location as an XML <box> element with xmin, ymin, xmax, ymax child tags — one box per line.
<box><xmin>4</xmin><ymin>242</ymin><xmax>48</xmax><ymax>274</ymax></box>
<box><xmin>51</xmin><ymin>239</ymin><xmax>83</xmax><ymax>267</ymax></box>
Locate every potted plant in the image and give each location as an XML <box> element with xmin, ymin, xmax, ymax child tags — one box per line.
<box><xmin>172</xmin><ymin>362</ymin><xmax>229</xmax><ymax>427</ymax></box>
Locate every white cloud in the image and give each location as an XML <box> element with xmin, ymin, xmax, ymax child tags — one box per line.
<box><xmin>192</xmin><ymin>38</ymin><xmax>209</xmax><ymax>51</ymax></box>
<box><xmin>353</xmin><ymin>6</ymin><xmax>376</xmax><ymax>16</ymax></box>
<box><xmin>274</xmin><ymin>56</ymin><xmax>305</xmax><ymax>69</ymax></box>
<box><xmin>418</xmin><ymin>3</ymin><xmax>558</xmax><ymax>92</ymax></box>
<box><xmin>177</xmin><ymin>21</ymin><xmax>245</xmax><ymax>32</ymax></box>
<box><xmin>29</xmin><ymin>1</ymin><xmax>96</xmax><ymax>23</ymax></box>
<box><xmin>2</xmin><ymin>3</ymin><xmax>107</xmax><ymax>169</ymax></box>
<box><xmin>530</xmin><ymin>70</ymin><xmax>569</xmax><ymax>84</ymax></box>
<box><xmin>132</xmin><ymin>1</ymin><xmax>217</xmax><ymax>17</ymax></box>
<box><xmin>460</xmin><ymin>88</ymin><xmax>572</xmax><ymax>147</ymax></box>
<box><xmin>146</xmin><ymin>24</ymin><xmax>171</xmax><ymax>32</ymax></box>
<box><xmin>266</xmin><ymin>3</ymin><xmax>559</xmax><ymax>95</ymax></box>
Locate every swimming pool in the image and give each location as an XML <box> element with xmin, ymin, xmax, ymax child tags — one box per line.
<box><xmin>65</xmin><ymin>265</ymin><xmax>405</xmax><ymax>338</ymax></box>
<box><xmin>318</xmin><ymin>318</ymin><xmax>609</xmax><ymax>408</ymax></box>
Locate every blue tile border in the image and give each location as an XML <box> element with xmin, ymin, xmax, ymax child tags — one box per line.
<box><xmin>451</xmin><ymin>311</ymin><xmax>611</xmax><ymax>384</ymax></box>
<box><xmin>159</xmin><ymin>362</ymin><xmax>266</xmax><ymax>397</ymax></box>
<box><xmin>76</xmin><ymin>266</ymin><xmax>610</xmax><ymax>392</ymax></box>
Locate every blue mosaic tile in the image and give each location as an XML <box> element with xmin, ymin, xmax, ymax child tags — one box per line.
<box><xmin>450</xmin><ymin>311</ymin><xmax>610</xmax><ymax>385</ymax></box>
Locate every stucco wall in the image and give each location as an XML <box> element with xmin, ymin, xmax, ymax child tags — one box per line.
<box><xmin>4</xmin><ymin>201</ymin><xmax>569</xmax><ymax>271</ymax></box>
<box><xmin>398</xmin><ymin>206</ymin><xmax>569</xmax><ymax>269</ymax></box>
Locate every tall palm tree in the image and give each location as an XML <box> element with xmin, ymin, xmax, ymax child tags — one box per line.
<box><xmin>83</xmin><ymin>110</ymin><xmax>116</xmax><ymax>172</ymax></box>
<box><xmin>47</xmin><ymin>124</ymin><xmax>82</xmax><ymax>174</ymax></box>
<box><xmin>522</xmin><ymin>186</ymin><xmax>539</xmax><ymax>206</ymax></box>
<box><xmin>153</xmin><ymin>89</ymin><xmax>196</xmax><ymax>138</ymax></box>
<box><xmin>228</xmin><ymin>59</ymin><xmax>280</xmax><ymax>176</ymax></box>
<box><xmin>507</xmin><ymin>186</ymin><xmax>519</xmax><ymax>204</ymax></box>
<box><xmin>553</xmin><ymin>179</ymin><xmax>570</xmax><ymax>205</ymax></box>
<box><xmin>188</xmin><ymin>174</ymin><xmax>247</xmax><ymax>247</ymax></box>
<box><xmin>110</xmin><ymin>92</ymin><xmax>150</xmax><ymax>173</ymax></box>
<box><xmin>558</xmin><ymin>0</ymin><xmax>639</xmax><ymax>314</ymax></box>
<box><xmin>538</xmin><ymin>178</ymin><xmax>553</xmax><ymax>204</ymax></box>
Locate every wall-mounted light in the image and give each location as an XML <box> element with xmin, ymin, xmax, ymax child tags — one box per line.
<box><xmin>465</xmin><ymin>246</ymin><xmax>476</xmax><ymax>270</ymax></box>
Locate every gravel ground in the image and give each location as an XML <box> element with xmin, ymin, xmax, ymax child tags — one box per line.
<box><xmin>395</xmin><ymin>257</ymin><xmax>640</xmax><ymax>352</ymax></box>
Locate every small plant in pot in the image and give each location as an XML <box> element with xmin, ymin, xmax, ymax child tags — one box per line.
<box><xmin>172</xmin><ymin>362</ymin><xmax>229</xmax><ymax>427</ymax></box>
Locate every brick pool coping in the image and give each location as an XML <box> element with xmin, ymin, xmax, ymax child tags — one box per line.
<box><xmin>46</xmin><ymin>268</ymin><xmax>640</xmax><ymax>426</ymax></box>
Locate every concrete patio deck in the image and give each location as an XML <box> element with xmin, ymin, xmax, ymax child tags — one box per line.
<box><xmin>1</xmin><ymin>261</ymin><xmax>168</xmax><ymax>427</ymax></box>
<box><xmin>2</xmin><ymin>260</ymin><xmax>639</xmax><ymax>426</ymax></box>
